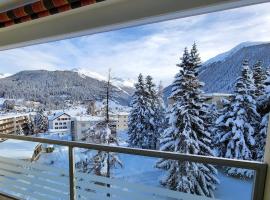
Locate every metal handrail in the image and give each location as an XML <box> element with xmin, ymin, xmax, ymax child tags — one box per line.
<box><xmin>0</xmin><ymin>133</ymin><xmax>267</xmax><ymax>200</ymax></box>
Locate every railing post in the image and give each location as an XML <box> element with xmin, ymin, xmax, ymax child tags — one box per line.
<box><xmin>252</xmin><ymin>164</ymin><xmax>267</xmax><ymax>200</ymax></box>
<box><xmin>69</xmin><ymin>146</ymin><xmax>76</xmax><ymax>200</ymax></box>
<box><xmin>263</xmin><ymin>114</ymin><xmax>270</xmax><ymax>200</ymax></box>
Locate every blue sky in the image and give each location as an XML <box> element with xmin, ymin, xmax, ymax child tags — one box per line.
<box><xmin>0</xmin><ymin>2</ymin><xmax>270</xmax><ymax>86</ymax></box>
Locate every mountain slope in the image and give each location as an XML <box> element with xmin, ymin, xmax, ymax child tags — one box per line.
<box><xmin>0</xmin><ymin>73</ymin><xmax>11</xmax><ymax>79</ymax></box>
<box><xmin>0</xmin><ymin>70</ymin><xmax>133</xmax><ymax>108</ymax></box>
<box><xmin>199</xmin><ymin>42</ymin><xmax>270</xmax><ymax>93</ymax></box>
<box><xmin>164</xmin><ymin>42</ymin><xmax>270</xmax><ymax>100</ymax></box>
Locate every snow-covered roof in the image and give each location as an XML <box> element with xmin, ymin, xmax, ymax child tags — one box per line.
<box><xmin>72</xmin><ymin>115</ymin><xmax>104</xmax><ymax>122</ymax></box>
<box><xmin>0</xmin><ymin>139</ymin><xmax>40</xmax><ymax>159</ymax></box>
<box><xmin>110</xmin><ymin>112</ymin><xmax>129</xmax><ymax>116</ymax></box>
<box><xmin>202</xmin><ymin>93</ymin><xmax>233</xmax><ymax>97</ymax></box>
<box><xmin>48</xmin><ymin>112</ymin><xmax>70</xmax><ymax>121</ymax></box>
<box><xmin>0</xmin><ymin>113</ymin><xmax>29</xmax><ymax>120</ymax></box>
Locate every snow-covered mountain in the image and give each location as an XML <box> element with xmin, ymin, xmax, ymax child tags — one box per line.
<box><xmin>164</xmin><ymin>41</ymin><xmax>270</xmax><ymax>100</ymax></box>
<box><xmin>0</xmin><ymin>73</ymin><xmax>11</xmax><ymax>79</ymax></box>
<box><xmin>72</xmin><ymin>68</ymin><xmax>135</xmax><ymax>87</ymax></box>
<box><xmin>202</xmin><ymin>42</ymin><xmax>269</xmax><ymax>67</ymax></box>
<box><xmin>72</xmin><ymin>68</ymin><xmax>135</xmax><ymax>95</ymax></box>
<box><xmin>200</xmin><ymin>41</ymin><xmax>270</xmax><ymax>93</ymax></box>
<box><xmin>0</xmin><ymin>70</ymin><xmax>133</xmax><ymax>108</ymax></box>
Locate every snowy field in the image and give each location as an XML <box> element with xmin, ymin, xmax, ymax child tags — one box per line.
<box><xmin>50</xmin><ymin>100</ymin><xmax>130</xmax><ymax>117</ymax></box>
<box><xmin>34</xmin><ymin>131</ymin><xmax>253</xmax><ymax>200</ymax></box>
<box><xmin>36</xmin><ymin>147</ymin><xmax>253</xmax><ymax>200</ymax></box>
<box><xmin>0</xmin><ymin>130</ymin><xmax>253</xmax><ymax>200</ymax></box>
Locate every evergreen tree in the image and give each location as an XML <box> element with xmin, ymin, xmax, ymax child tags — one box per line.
<box><xmin>77</xmin><ymin>125</ymin><xmax>123</xmax><ymax>176</ymax></box>
<box><xmin>144</xmin><ymin>75</ymin><xmax>166</xmax><ymax>149</ymax></box>
<box><xmin>128</xmin><ymin>74</ymin><xmax>147</xmax><ymax>148</ymax></box>
<box><xmin>156</xmin><ymin>81</ymin><xmax>167</xmax><ymax>144</ymax></box>
<box><xmin>144</xmin><ymin>75</ymin><xmax>157</xmax><ymax>149</ymax></box>
<box><xmin>257</xmin><ymin>68</ymin><xmax>270</xmax><ymax>115</ymax></box>
<box><xmin>253</xmin><ymin>61</ymin><xmax>267</xmax><ymax>97</ymax></box>
<box><xmin>16</xmin><ymin>125</ymin><xmax>24</xmax><ymax>135</ymax></box>
<box><xmin>156</xmin><ymin>44</ymin><xmax>218</xmax><ymax>198</ymax></box>
<box><xmin>25</xmin><ymin>115</ymin><xmax>35</xmax><ymax>135</ymax></box>
<box><xmin>190</xmin><ymin>43</ymin><xmax>219</xmax><ymax>197</ymax></box>
<box><xmin>86</xmin><ymin>101</ymin><xmax>96</xmax><ymax>116</ymax></box>
<box><xmin>215</xmin><ymin>60</ymin><xmax>260</xmax><ymax>177</ymax></box>
<box><xmin>76</xmin><ymin>124</ymin><xmax>123</xmax><ymax>198</ymax></box>
<box><xmin>34</xmin><ymin>108</ymin><xmax>48</xmax><ymax>133</ymax></box>
<box><xmin>256</xmin><ymin>114</ymin><xmax>269</xmax><ymax>161</ymax></box>
<box><xmin>255</xmin><ymin>68</ymin><xmax>270</xmax><ymax>161</ymax></box>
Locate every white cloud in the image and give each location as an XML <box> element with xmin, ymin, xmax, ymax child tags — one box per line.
<box><xmin>0</xmin><ymin>2</ymin><xmax>270</xmax><ymax>86</ymax></box>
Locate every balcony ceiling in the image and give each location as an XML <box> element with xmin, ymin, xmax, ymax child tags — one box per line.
<box><xmin>0</xmin><ymin>0</ymin><xmax>270</xmax><ymax>51</ymax></box>
<box><xmin>0</xmin><ymin>0</ymin><xmax>36</xmax><ymax>12</ymax></box>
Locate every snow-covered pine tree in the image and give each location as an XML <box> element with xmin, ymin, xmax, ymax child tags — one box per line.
<box><xmin>76</xmin><ymin>124</ymin><xmax>122</xmax><ymax>198</ymax></box>
<box><xmin>25</xmin><ymin>115</ymin><xmax>35</xmax><ymax>135</ymax></box>
<box><xmin>85</xmin><ymin>125</ymin><xmax>122</xmax><ymax>176</ymax></box>
<box><xmin>34</xmin><ymin>108</ymin><xmax>48</xmax><ymax>133</ymax></box>
<box><xmin>257</xmin><ymin>68</ymin><xmax>270</xmax><ymax>115</ymax></box>
<box><xmin>253</xmin><ymin>61</ymin><xmax>267</xmax><ymax>97</ymax></box>
<box><xmin>128</xmin><ymin>74</ymin><xmax>148</xmax><ymax>148</ymax></box>
<box><xmin>202</xmin><ymin>103</ymin><xmax>218</xmax><ymax>139</ymax></box>
<box><xmin>144</xmin><ymin>75</ymin><xmax>166</xmax><ymax>149</ymax></box>
<box><xmin>256</xmin><ymin>114</ymin><xmax>269</xmax><ymax>161</ymax></box>
<box><xmin>86</xmin><ymin>101</ymin><xmax>96</xmax><ymax>116</ymax></box>
<box><xmin>16</xmin><ymin>125</ymin><xmax>24</xmax><ymax>135</ymax></box>
<box><xmin>255</xmin><ymin>67</ymin><xmax>270</xmax><ymax>161</ymax></box>
<box><xmin>156</xmin><ymin>44</ymin><xmax>218</xmax><ymax>198</ymax></box>
<box><xmin>156</xmin><ymin>81</ymin><xmax>167</xmax><ymax>144</ymax></box>
<box><xmin>144</xmin><ymin>75</ymin><xmax>157</xmax><ymax>149</ymax></box>
<box><xmin>215</xmin><ymin>60</ymin><xmax>260</xmax><ymax>177</ymax></box>
<box><xmin>189</xmin><ymin>42</ymin><xmax>219</xmax><ymax>197</ymax></box>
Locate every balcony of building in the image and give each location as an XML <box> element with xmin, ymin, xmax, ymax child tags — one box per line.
<box><xmin>1</xmin><ymin>0</ymin><xmax>270</xmax><ymax>200</ymax></box>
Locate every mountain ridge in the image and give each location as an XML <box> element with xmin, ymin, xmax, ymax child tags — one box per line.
<box><xmin>0</xmin><ymin>70</ymin><xmax>134</xmax><ymax>108</ymax></box>
<box><xmin>200</xmin><ymin>41</ymin><xmax>270</xmax><ymax>93</ymax></box>
<box><xmin>164</xmin><ymin>41</ymin><xmax>270</xmax><ymax>100</ymax></box>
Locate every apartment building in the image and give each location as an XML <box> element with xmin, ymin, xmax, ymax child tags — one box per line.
<box><xmin>48</xmin><ymin>112</ymin><xmax>71</xmax><ymax>132</ymax></box>
<box><xmin>71</xmin><ymin>116</ymin><xmax>104</xmax><ymax>141</ymax></box>
<box><xmin>0</xmin><ymin>114</ymin><xmax>29</xmax><ymax>135</ymax></box>
<box><xmin>202</xmin><ymin>93</ymin><xmax>233</xmax><ymax>108</ymax></box>
<box><xmin>110</xmin><ymin>112</ymin><xmax>129</xmax><ymax>131</ymax></box>
<box><xmin>168</xmin><ymin>93</ymin><xmax>233</xmax><ymax>109</ymax></box>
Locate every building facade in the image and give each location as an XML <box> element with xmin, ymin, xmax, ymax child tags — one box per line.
<box><xmin>0</xmin><ymin>114</ymin><xmax>29</xmax><ymax>135</ymax></box>
<box><xmin>48</xmin><ymin>112</ymin><xmax>71</xmax><ymax>132</ymax></box>
<box><xmin>71</xmin><ymin>116</ymin><xmax>104</xmax><ymax>141</ymax></box>
<box><xmin>202</xmin><ymin>93</ymin><xmax>233</xmax><ymax>108</ymax></box>
<box><xmin>110</xmin><ymin>112</ymin><xmax>129</xmax><ymax>131</ymax></box>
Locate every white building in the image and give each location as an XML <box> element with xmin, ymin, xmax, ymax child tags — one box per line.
<box><xmin>71</xmin><ymin>116</ymin><xmax>104</xmax><ymax>141</ymax></box>
<box><xmin>202</xmin><ymin>93</ymin><xmax>233</xmax><ymax>108</ymax></box>
<box><xmin>110</xmin><ymin>112</ymin><xmax>129</xmax><ymax>131</ymax></box>
<box><xmin>48</xmin><ymin>112</ymin><xmax>71</xmax><ymax>132</ymax></box>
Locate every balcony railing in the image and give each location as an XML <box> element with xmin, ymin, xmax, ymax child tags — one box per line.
<box><xmin>0</xmin><ymin>133</ymin><xmax>267</xmax><ymax>200</ymax></box>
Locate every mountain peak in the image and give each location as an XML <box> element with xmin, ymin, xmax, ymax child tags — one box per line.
<box><xmin>200</xmin><ymin>41</ymin><xmax>270</xmax><ymax>93</ymax></box>
<box><xmin>0</xmin><ymin>73</ymin><xmax>11</xmax><ymax>79</ymax></box>
<box><xmin>203</xmin><ymin>41</ymin><xmax>270</xmax><ymax>66</ymax></box>
<box><xmin>71</xmin><ymin>68</ymin><xmax>135</xmax><ymax>88</ymax></box>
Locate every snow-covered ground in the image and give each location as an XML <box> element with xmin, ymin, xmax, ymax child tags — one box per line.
<box><xmin>50</xmin><ymin>100</ymin><xmax>130</xmax><ymax>117</ymax></box>
<box><xmin>51</xmin><ymin>105</ymin><xmax>87</xmax><ymax>116</ymax></box>
<box><xmin>32</xmin><ymin>131</ymin><xmax>253</xmax><ymax>200</ymax></box>
<box><xmin>0</xmin><ymin>139</ymin><xmax>40</xmax><ymax>159</ymax></box>
<box><xmin>0</xmin><ymin>128</ymin><xmax>254</xmax><ymax>200</ymax></box>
